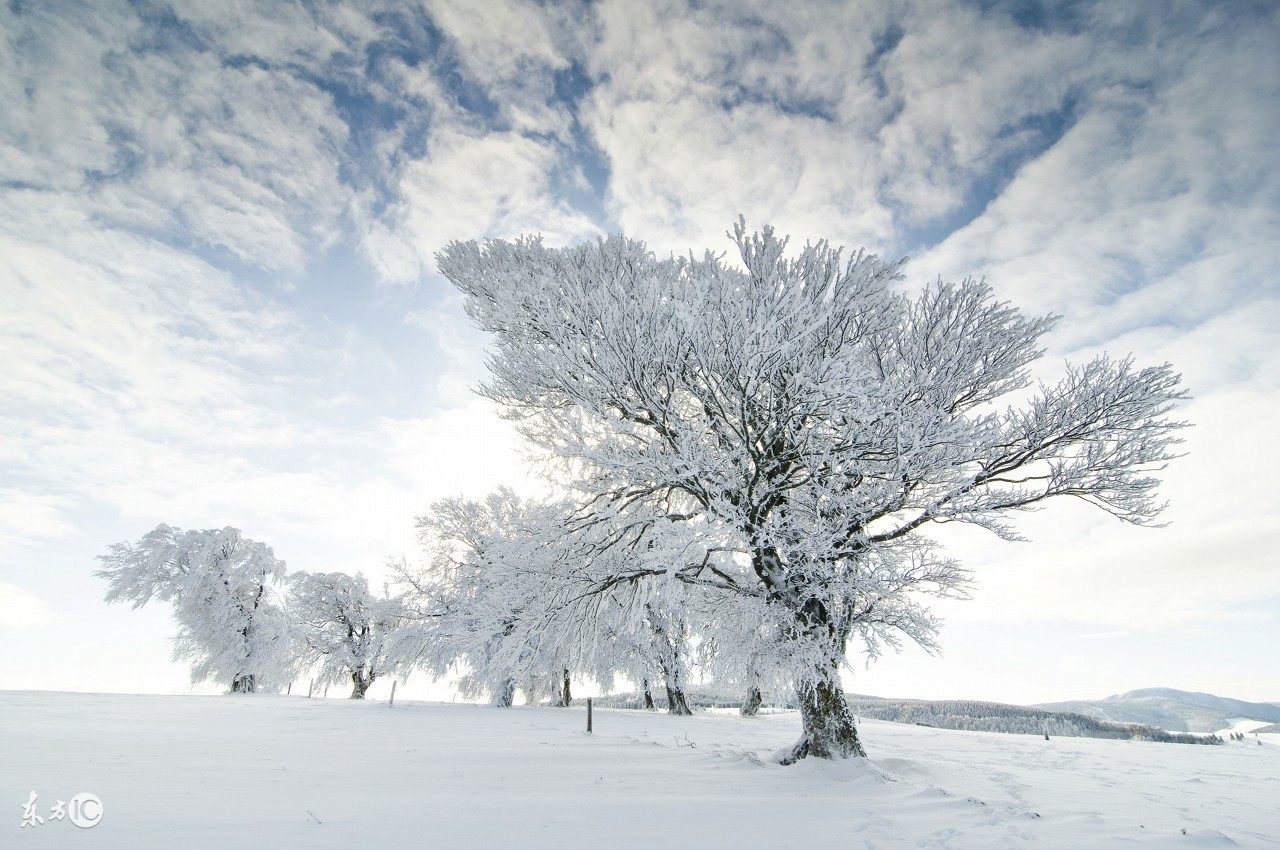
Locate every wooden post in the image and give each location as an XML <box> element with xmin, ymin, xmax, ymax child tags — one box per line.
<box><xmin>389</xmin><ymin>680</ymin><xmax>397</xmax><ymax>708</ymax></box>
<box><xmin>307</xmin><ymin>679</ymin><xmax>313</xmax><ymax>699</ymax></box>
<box><xmin>287</xmin><ymin>682</ymin><xmax>292</xmax><ymax>696</ymax></box>
<box><xmin>587</xmin><ymin>697</ymin><xmax>593</xmax><ymax>733</ymax></box>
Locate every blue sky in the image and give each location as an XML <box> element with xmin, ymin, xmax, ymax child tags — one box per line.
<box><xmin>2</xmin><ymin>0</ymin><xmax>1278</xmax><ymax>705</ymax></box>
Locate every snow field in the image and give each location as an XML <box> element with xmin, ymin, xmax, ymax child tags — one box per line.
<box><xmin>2</xmin><ymin>691</ymin><xmax>1276</xmax><ymax>848</ymax></box>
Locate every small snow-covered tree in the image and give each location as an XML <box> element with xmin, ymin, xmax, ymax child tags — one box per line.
<box><xmin>393</xmin><ymin>490</ymin><xmax>582</xmax><ymax>707</ymax></box>
<box><xmin>96</xmin><ymin>524</ymin><xmax>293</xmax><ymax>693</ymax></box>
<box><xmin>437</xmin><ymin>220</ymin><xmax>1188</xmax><ymax>761</ymax></box>
<box><xmin>288</xmin><ymin>571</ymin><xmax>405</xmax><ymax>699</ymax></box>
<box><xmin>643</xmin><ymin>602</ymin><xmax>694</xmax><ymax>715</ymax></box>
<box><xmin>400</xmin><ymin>488</ymin><xmax>708</xmax><ymax>709</ymax></box>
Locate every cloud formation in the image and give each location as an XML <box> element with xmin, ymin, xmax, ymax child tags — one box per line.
<box><xmin>2</xmin><ymin>0</ymin><xmax>1276</xmax><ymax>703</ymax></box>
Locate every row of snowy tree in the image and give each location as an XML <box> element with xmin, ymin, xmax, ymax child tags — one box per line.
<box><xmin>93</xmin><ymin>510</ymin><xmax>781</xmax><ymax>712</ymax></box>
<box><xmin>96</xmin><ymin>524</ymin><xmax>401</xmax><ymax>698</ymax></box>
<box><xmin>98</xmin><ymin>221</ymin><xmax>1187</xmax><ymax>761</ymax></box>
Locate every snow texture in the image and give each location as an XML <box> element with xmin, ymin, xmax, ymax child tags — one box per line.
<box><xmin>1</xmin><ymin>691</ymin><xmax>1276</xmax><ymax>848</ymax></box>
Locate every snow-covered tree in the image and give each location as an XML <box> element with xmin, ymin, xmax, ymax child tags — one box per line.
<box><xmin>400</xmin><ymin>488</ymin><xmax>709</xmax><ymax>709</ymax></box>
<box><xmin>96</xmin><ymin>524</ymin><xmax>294</xmax><ymax>693</ymax></box>
<box><xmin>587</xmin><ymin>580</ymin><xmax>706</xmax><ymax>715</ymax></box>
<box><xmin>643</xmin><ymin>601</ymin><xmax>694</xmax><ymax>715</ymax></box>
<box><xmin>393</xmin><ymin>490</ymin><xmax>583</xmax><ymax>707</ymax></box>
<box><xmin>436</xmin><ymin>220</ymin><xmax>1188</xmax><ymax>761</ymax></box>
<box><xmin>288</xmin><ymin>571</ymin><xmax>405</xmax><ymax>699</ymax></box>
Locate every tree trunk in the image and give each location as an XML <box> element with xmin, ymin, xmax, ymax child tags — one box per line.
<box><xmin>552</xmin><ymin>670</ymin><xmax>571</xmax><ymax>706</ymax></box>
<box><xmin>648</xmin><ymin>606</ymin><xmax>693</xmax><ymax>716</ymax></box>
<box><xmin>642</xmin><ymin>678</ymin><xmax>655</xmax><ymax>710</ymax></box>
<box><xmin>350</xmin><ymin>670</ymin><xmax>374</xmax><ymax>699</ymax></box>
<box><xmin>740</xmin><ymin>686</ymin><xmax>763</xmax><ymax>716</ymax></box>
<box><xmin>754</xmin><ymin>543</ymin><xmax>866</xmax><ymax>762</ymax></box>
<box><xmin>231</xmin><ymin>673</ymin><xmax>256</xmax><ymax>693</ymax></box>
<box><xmin>783</xmin><ymin>671</ymin><xmax>864</xmax><ymax>763</ymax></box>
<box><xmin>492</xmin><ymin>677</ymin><xmax>516</xmax><ymax>707</ymax></box>
<box><xmin>665</xmin><ymin>684</ymin><xmax>693</xmax><ymax>716</ymax></box>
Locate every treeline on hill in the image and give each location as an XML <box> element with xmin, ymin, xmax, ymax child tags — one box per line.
<box><xmin>843</xmin><ymin>697</ymin><xmax>1222</xmax><ymax>745</ymax></box>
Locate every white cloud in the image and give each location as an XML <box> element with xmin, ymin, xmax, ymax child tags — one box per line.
<box><xmin>0</xmin><ymin>5</ymin><xmax>354</xmax><ymax>278</ymax></box>
<box><xmin>0</xmin><ymin>583</ymin><xmax>56</xmax><ymax>629</ymax></box>
<box><xmin>873</xmin><ymin>3</ymin><xmax>1095</xmax><ymax>223</ymax></box>
<box><xmin>581</xmin><ymin>0</ymin><xmax>899</xmax><ymax>256</ymax></box>
<box><xmin>0</xmin><ymin>492</ymin><xmax>76</xmax><ymax>557</ymax></box>
<box><xmin>427</xmin><ymin>0</ymin><xmax>567</xmax><ymax>76</ymax></box>
<box><xmin>390</xmin><ymin>126</ymin><xmax>600</xmax><ymax>258</ymax></box>
<box><xmin>360</xmin><ymin>221</ymin><xmax>428</xmax><ymax>286</ymax></box>
<box><xmin>424</xmin><ymin>0</ymin><xmax>579</xmax><ymax>137</ymax></box>
<box><xmin>910</xmin><ymin>10</ymin><xmax>1280</xmax><ymax>326</ymax></box>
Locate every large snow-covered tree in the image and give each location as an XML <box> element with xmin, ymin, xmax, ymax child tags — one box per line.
<box><xmin>96</xmin><ymin>524</ymin><xmax>294</xmax><ymax>693</ymax></box>
<box><xmin>288</xmin><ymin>571</ymin><xmax>405</xmax><ymax>699</ymax></box>
<box><xmin>436</xmin><ymin>220</ymin><xmax>1187</xmax><ymax>761</ymax></box>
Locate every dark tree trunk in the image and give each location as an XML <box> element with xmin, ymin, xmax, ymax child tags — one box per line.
<box><xmin>643</xmin><ymin>679</ymin><xmax>655</xmax><ymax>710</ymax></box>
<box><xmin>783</xmin><ymin>671</ymin><xmax>864</xmax><ymax>763</ymax></box>
<box><xmin>231</xmin><ymin>673</ymin><xmax>256</xmax><ymax>693</ymax></box>
<box><xmin>492</xmin><ymin>677</ymin><xmax>516</xmax><ymax>707</ymax></box>
<box><xmin>665</xmin><ymin>684</ymin><xmax>693</xmax><ymax>716</ymax></box>
<box><xmin>553</xmin><ymin>669</ymin><xmax>572</xmax><ymax>707</ymax></box>
<box><xmin>740</xmin><ymin>686</ymin><xmax>763</xmax><ymax>716</ymax></box>
<box><xmin>350</xmin><ymin>670</ymin><xmax>374</xmax><ymax>699</ymax></box>
<box><xmin>756</xmin><ymin>543</ymin><xmax>865</xmax><ymax>762</ymax></box>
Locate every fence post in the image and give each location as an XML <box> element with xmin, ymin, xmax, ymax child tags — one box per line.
<box><xmin>307</xmin><ymin>679</ymin><xmax>314</xmax><ymax>699</ymax></box>
<box><xmin>587</xmin><ymin>697</ymin><xmax>593</xmax><ymax>734</ymax></box>
<box><xmin>389</xmin><ymin>680</ymin><xmax>397</xmax><ymax>708</ymax></box>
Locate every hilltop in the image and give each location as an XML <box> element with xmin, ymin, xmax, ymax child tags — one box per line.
<box><xmin>1033</xmin><ymin>687</ymin><xmax>1280</xmax><ymax>733</ymax></box>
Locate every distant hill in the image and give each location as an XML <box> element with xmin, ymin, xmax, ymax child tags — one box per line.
<box><xmin>1033</xmin><ymin>688</ymin><xmax>1280</xmax><ymax>733</ymax></box>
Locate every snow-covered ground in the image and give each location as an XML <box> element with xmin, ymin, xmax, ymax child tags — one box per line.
<box><xmin>2</xmin><ymin>691</ymin><xmax>1276</xmax><ymax>848</ymax></box>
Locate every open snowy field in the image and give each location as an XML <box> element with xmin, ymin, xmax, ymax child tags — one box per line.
<box><xmin>2</xmin><ymin>691</ymin><xmax>1276</xmax><ymax>848</ymax></box>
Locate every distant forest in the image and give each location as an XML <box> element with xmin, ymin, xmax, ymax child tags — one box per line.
<box><xmin>595</xmin><ymin>691</ymin><xmax>1222</xmax><ymax>745</ymax></box>
<box><xmin>845</xmin><ymin>697</ymin><xmax>1219</xmax><ymax>745</ymax></box>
